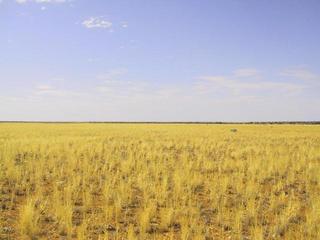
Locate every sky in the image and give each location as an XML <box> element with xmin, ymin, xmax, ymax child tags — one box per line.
<box><xmin>0</xmin><ymin>0</ymin><xmax>320</xmax><ymax>122</ymax></box>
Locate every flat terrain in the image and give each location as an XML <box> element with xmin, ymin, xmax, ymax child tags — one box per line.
<box><xmin>0</xmin><ymin>124</ymin><xmax>319</xmax><ymax>239</ymax></box>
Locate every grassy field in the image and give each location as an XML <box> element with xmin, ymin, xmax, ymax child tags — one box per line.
<box><xmin>0</xmin><ymin>123</ymin><xmax>319</xmax><ymax>239</ymax></box>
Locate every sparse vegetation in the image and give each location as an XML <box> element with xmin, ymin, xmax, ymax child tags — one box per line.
<box><xmin>0</xmin><ymin>123</ymin><xmax>320</xmax><ymax>239</ymax></box>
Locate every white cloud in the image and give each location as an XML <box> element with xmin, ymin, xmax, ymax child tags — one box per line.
<box><xmin>196</xmin><ymin>68</ymin><xmax>305</xmax><ymax>96</ymax></box>
<box><xmin>2</xmin><ymin>68</ymin><xmax>319</xmax><ymax>122</ymax></box>
<box><xmin>233</xmin><ymin>68</ymin><xmax>259</xmax><ymax>78</ymax></box>
<box><xmin>198</xmin><ymin>76</ymin><xmax>295</xmax><ymax>91</ymax></box>
<box><xmin>96</xmin><ymin>80</ymin><xmax>147</xmax><ymax>97</ymax></box>
<box><xmin>96</xmin><ymin>67</ymin><xmax>308</xmax><ymax>104</ymax></box>
<box><xmin>82</xmin><ymin>17</ymin><xmax>112</xmax><ymax>29</ymax></box>
<box><xmin>121</xmin><ymin>22</ymin><xmax>128</xmax><ymax>28</ymax></box>
<box><xmin>34</xmin><ymin>85</ymin><xmax>63</xmax><ymax>96</ymax></box>
<box><xmin>96</xmin><ymin>69</ymin><xmax>151</xmax><ymax>98</ymax></box>
<box><xmin>281</xmin><ymin>67</ymin><xmax>319</xmax><ymax>81</ymax></box>
<box><xmin>97</xmin><ymin>68</ymin><xmax>128</xmax><ymax>81</ymax></box>
<box><xmin>95</xmin><ymin>69</ymin><xmax>191</xmax><ymax>103</ymax></box>
<box><xmin>35</xmin><ymin>85</ymin><xmax>55</xmax><ymax>91</ymax></box>
<box><xmin>34</xmin><ymin>84</ymin><xmax>82</xmax><ymax>97</ymax></box>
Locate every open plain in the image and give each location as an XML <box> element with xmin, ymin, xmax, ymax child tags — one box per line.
<box><xmin>0</xmin><ymin>123</ymin><xmax>320</xmax><ymax>239</ymax></box>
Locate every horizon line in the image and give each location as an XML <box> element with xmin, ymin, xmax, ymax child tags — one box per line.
<box><xmin>0</xmin><ymin>121</ymin><xmax>320</xmax><ymax>125</ymax></box>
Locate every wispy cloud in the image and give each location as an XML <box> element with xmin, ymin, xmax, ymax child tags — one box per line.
<box><xmin>82</xmin><ymin>17</ymin><xmax>112</xmax><ymax>29</ymax></box>
<box><xmin>95</xmin><ymin>67</ymin><xmax>310</xmax><ymax>103</ymax></box>
<box><xmin>96</xmin><ymin>69</ymin><xmax>151</xmax><ymax>97</ymax></box>
<box><xmin>34</xmin><ymin>85</ymin><xmax>63</xmax><ymax>96</ymax></box>
<box><xmin>35</xmin><ymin>85</ymin><xmax>55</xmax><ymax>91</ymax></box>
<box><xmin>97</xmin><ymin>68</ymin><xmax>128</xmax><ymax>81</ymax></box>
<box><xmin>34</xmin><ymin>84</ymin><xmax>82</xmax><ymax>97</ymax></box>
<box><xmin>95</xmin><ymin>69</ymin><xmax>185</xmax><ymax>102</ymax></box>
<box><xmin>96</xmin><ymin>80</ymin><xmax>148</xmax><ymax>97</ymax></box>
<box><xmin>196</xmin><ymin>68</ymin><xmax>305</xmax><ymax>96</ymax></box>
<box><xmin>233</xmin><ymin>68</ymin><xmax>259</xmax><ymax>78</ymax></box>
<box><xmin>280</xmin><ymin>67</ymin><xmax>319</xmax><ymax>81</ymax></box>
<box><xmin>2</xmin><ymin>67</ymin><xmax>319</xmax><ymax>121</ymax></box>
<box><xmin>121</xmin><ymin>21</ymin><xmax>128</xmax><ymax>28</ymax></box>
<box><xmin>197</xmin><ymin>76</ymin><xmax>302</xmax><ymax>91</ymax></box>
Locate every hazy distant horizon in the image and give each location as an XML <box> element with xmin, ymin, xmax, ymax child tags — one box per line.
<box><xmin>1</xmin><ymin>121</ymin><xmax>319</xmax><ymax>125</ymax></box>
<box><xmin>1</xmin><ymin>0</ymin><xmax>320</xmax><ymax>121</ymax></box>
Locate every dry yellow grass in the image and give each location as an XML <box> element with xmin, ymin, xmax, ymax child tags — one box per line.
<box><xmin>0</xmin><ymin>123</ymin><xmax>320</xmax><ymax>239</ymax></box>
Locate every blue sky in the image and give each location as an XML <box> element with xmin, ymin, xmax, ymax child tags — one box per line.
<box><xmin>0</xmin><ymin>0</ymin><xmax>320</xmax><ymax>121</ymax></box>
